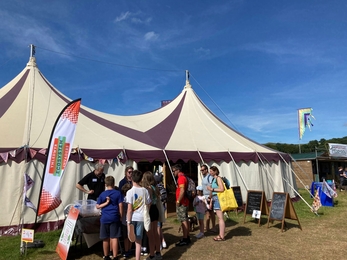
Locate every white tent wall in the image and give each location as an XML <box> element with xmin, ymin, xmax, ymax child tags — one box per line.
<box><xmin>0</xmin><ymin>159</ymin><xmax>130</xmax><ymax>234</ymax></box>
<box><xmin>198</xmin><ymin>160</ymin><xmax>296</xmax><ymax>204</ymax></box>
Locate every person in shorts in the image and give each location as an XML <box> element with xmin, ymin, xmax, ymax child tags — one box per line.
<box><xmin>172</xmin><ymin>164</ymin><xmax>190</xmax><ymax>246</ymax></box>
<box><xmin>96</xmin><ymin>176</ymin><xmax>123</xmax><ymax>260</ymax></box>
<box><xmin>121</xmin><ymin>183</ymin><xmax>133</xmax><ymax>258</ymax></box>
<box><xmin>201</xmin><ymin>164</ymin><xmax>216</xmax><ymax>232</ymax></box>
<box><xmin>126</xmin><ymin>170</ymin><xmax>151</xmax><ymax>260</ymax></box>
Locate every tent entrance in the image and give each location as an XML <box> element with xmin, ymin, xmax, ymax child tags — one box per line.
<box><xmin>137</xmin><ymin>160</ymin><xmax>198</xmax><ymax>213</ymax></box>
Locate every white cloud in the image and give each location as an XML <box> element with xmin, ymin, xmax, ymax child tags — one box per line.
<box><xmin>194</xmin><ymin>47</ymin><xmax>210</xmax><ymax>57</ymax></box>
<box><xmin>231</xmin><ymin>110</ymin><xmax>296</xmax><ymax>133</ymax></box>
<box><xmin>115</xmin><ymin>11</ymin><xmax>152</xmax><ymax>25</ymax></box>
<box><xmin>131</xmin><ymin>17</ymin><xmax>152</xmax><ymax>24</ymax></box>
<box><xmin>0</xmin><ymin>10</ymin><xmax>68</xmax><ymax>58</ymax></box>
<box><xmin>144</xmin><ymin>31</ymin><xmax>159</xmax><ymax>41</ymax></box>
<box><xmin>115</xmin><ymin>11</ymin><xmax>131</xmax><ymax>22</ymax></box>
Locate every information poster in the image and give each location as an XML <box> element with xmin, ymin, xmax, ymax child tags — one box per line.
<box><xmin>21</xmin><ymin>228</ymin><xmax>34</xmax><ymax>243</ymax></box>
<box><xmin>56</xmin><ymin>206</ymin><xmax>79</xmax><ymax>260</ymax></box>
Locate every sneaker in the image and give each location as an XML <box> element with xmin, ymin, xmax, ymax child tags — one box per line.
<box><xmin>162</xmin><ymin>241</ymin><xmax>167</xmax><ymax>249</ymax></box>
<box><xmin>103</xmin><ymin>256</ymin><xmax>111</xmax><ymax>260</ymax></box>
<box><xmin>175</xmin><ymin>239</ymin><xmax>189</xmax><ymax>247</ymax></box>
<box><xmin>145</xmin><ymin>256</ymin><xmax>155</xmax><ymax>260</ymax></box>
<box><xmin>195</xmin><ymin>232</ymin><xmax>204</xmax><ymax>239</ymax></box>
<box><xmin>155</xmin><ymin>252</ymin><xmax>162</xmax><ymax>260</ymax></box>
<box><xmin>141</xmin><ymin>247</ymin><xmax>148</xmax><ymax>256</ymax></box>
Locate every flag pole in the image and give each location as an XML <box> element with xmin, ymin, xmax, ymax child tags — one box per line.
<box><xmin>297</xmin><ymin>109</ymin><xmax>301</xmax><ymax>153</ymax></box>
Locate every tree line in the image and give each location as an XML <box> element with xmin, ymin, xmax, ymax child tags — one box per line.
<box><xmin>264</xmin><ymin>136</ymin><xmax>347</xmax><ymax>154</ymax></box>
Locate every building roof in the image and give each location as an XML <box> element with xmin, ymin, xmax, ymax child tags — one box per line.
<box><xmin>291</xmin><ymin>152</ymin><xmax>325</xmax><ymax>160</ymax></box>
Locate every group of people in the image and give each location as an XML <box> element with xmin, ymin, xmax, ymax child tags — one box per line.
<box><xmin>75</xmin><ymin>162</ymin><xmax>227</xmax><ymax>259</ymax></box>
<box><xmin>76</xmin><ymin>164</ymin><xmax>166</xmax><ymax>260</ymax></box>
<box><xmin>172</xmin><ymin>164</ymin><xmax>226</xmax><ymax>246</ymax></box>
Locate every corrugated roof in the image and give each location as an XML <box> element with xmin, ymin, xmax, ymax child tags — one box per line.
<box><xmin>291</xmin><ymin>152</ymin><xmax>325</xmax><ymax>160</ymax></box>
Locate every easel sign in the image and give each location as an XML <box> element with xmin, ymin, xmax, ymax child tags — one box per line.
<box><xmin>231</xmin><ymin>186</ymin><xmax>244</xmax><ymax>213</ymax></box>
<box><xmin>267</xmin><ymin>192</ymin><xmax>302</xmax><ymax>232</ymax></box>
<box><xmin>243</xmin><ymin>190</ymin><xmax>269</xmax><ymax>226</ymax></box>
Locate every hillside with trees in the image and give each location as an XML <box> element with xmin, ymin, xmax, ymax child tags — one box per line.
<box><xmin>264</xmin><ymin>136</ymin><xmax>347</xmax><ymax>154</ymax></box>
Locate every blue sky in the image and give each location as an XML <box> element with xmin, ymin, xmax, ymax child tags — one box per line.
<box><xmin>0</xmin><ymin>0</ymin><xmax>346</xmax><ymax>145</ymax></box>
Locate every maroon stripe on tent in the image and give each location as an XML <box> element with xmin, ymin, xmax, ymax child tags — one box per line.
<box><xmin>0</xmin><ymin>70</ymin><xmax>29</xmax><ymax>118</ymax></box>
<box><xmin>78</xmin><ymin>95</ymin><xmax>185</xmax><ymax>149</ymax></box>
<box><xmin>39</xmin><ymin>71</ymin><xmax>185</xmax><ymax>149</ymax></box>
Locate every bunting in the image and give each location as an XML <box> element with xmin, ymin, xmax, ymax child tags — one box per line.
<box><xmin>37</xmin><ymin>99</ymin><xmax>81</xmax><ymax>216</ymax></box>
<box><xmin>9</xmin><ymin>149</ymin><xmax>16</xmax><ymax>157</ymax></box>
<box><xmin>98</xmin><ymin>159</ymin><xmax>106</xmax><ymax>165</ymax></box>
<box><xmin>29</xmin><ymin>148</ymin><xmax>37</xmax><ymax>159</ymax></box>
<box><xmin>298</xmin><ymin>108</ymin><xmax>315</xmax><ymax>140</ymax></box>
<box><xmin>38</xmin><ymin>148</ymin><xmax>47</xmax><ymax>155</ymax></box>
<box><xmin>0</xmin><ymin>152</ymin><xmax>8</xmax><ymax>163</ymax></box>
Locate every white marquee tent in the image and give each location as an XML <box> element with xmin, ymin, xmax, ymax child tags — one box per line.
<box><xmin>0</xmin><ymin>55</ymin><xmax>297</xmax><ymax>234</ymax></box>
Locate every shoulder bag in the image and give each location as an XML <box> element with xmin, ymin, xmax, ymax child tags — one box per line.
<box><xmin>217</xmin><ymin>179</ymin><xmax>238</xmax><ymax>212</ymax></box>
<box><xmin>143</xmin><ymin>188</ymin><xmax>151</xmax><ymax>231</ymax></box>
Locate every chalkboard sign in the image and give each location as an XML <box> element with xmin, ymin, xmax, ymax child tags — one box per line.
<box><xmin>245</xmin><ymin>191</ymin><xmax>262</xmax><ymax>214</ymax></box>
<box><xmin>243</xmin><ymin>190</ymin><xmax>269</xmax><ymax>226</ymax></box>
<box><xmin>269</xmin><ymin>192</ymin><xmax>286</xmax><ymax>221</ymax></box>
<box><xmin>231</xmin><ymin>186</ymin><xmax>243</xmax><ymax>208</ymax></box>
<box><xmin>267</xmin><ymin>192</ymin><xmax>302</xmax><ymax>232</ymax></box>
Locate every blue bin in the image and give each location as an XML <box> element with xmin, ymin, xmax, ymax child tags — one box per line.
<box><xmin>310</xmin><ymin>182</ymin><xmax>334</xmax><ymax>207</ymax></box>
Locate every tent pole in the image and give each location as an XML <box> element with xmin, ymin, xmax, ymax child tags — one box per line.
<box><xmin>278</xmin><ymin>153</ymin><xmax>315</xmax><ymax>211</ymax></box>
<box><xmin>255</xmin><ymin>152</ymin><xmax>279</xmax><ymax>192</ymax></box>
<box><xmin>227</xmin><ymin>150</ymin><xmax>249</xmax><ymax>190</ymax></box>
<box><xmin>162</xmin><ymin>150</ymin><xmax>177</xmax><ymax>187</ymax></box>
<box><xmin>197</xmin><ymin>150</ymin><xmax>205</xmax><ymax>181</ymax></box>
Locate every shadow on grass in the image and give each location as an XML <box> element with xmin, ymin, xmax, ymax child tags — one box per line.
<box><xmin>267</xmin><ymin>220</ymin><xmax>302</xmax><ymax>232</ymax></box>
<box><xmin>67</xmin><ymin>240</ymin><xmax>103</xmax><ymax>260</ymax></box>
<box><xmin>226</xmin><ymin>226</ymin><xmax>252</xmax><ymax>239</ymax></box>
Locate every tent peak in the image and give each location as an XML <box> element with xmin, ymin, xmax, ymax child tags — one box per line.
<box><xmin>184</xmin><ymin>70</ymin><xmax>192</xmax><ymax>89</ymax></box>
<box><xmin>26</xmin><ymin>57</ymin><xmax>37</xmax><ymax>68</ymax></box>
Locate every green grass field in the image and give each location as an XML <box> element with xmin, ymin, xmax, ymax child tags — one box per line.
<box><xmin>0</xmin><ymin>188</ymin><xmax>344</xmax><ymax>260</ymax></box>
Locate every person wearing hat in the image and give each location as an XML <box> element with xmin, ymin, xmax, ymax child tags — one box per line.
<box><xmin>193</xmin><ymin>185</ymin><xmax>210</xmax><ymax>239</ymax></box>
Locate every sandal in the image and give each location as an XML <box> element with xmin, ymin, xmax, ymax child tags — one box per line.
<box><xmin>213</xmin><ymin>235</ymin><xmax>225</xmax><ymax>241</ymax></box>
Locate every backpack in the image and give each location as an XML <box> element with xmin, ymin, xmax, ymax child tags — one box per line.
<box><xmin>185</xmin><ymin>176</ymin><xmax>196</xmax><ymax>200</ymax></box>
<box><xmin>157</xmin><ymin>183</ymin><xmax>167</xmax><ymax>202</ymax></box>
<box><xmin>220</xmin><ymin>176</ymin><xmax>231</xmax><ymax>189</ymax></box>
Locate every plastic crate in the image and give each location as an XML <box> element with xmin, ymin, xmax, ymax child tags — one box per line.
<box><xmin>74</xmin><ymin>199</ymin><xmax>100</xmax><ymax>217</ymax></box>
